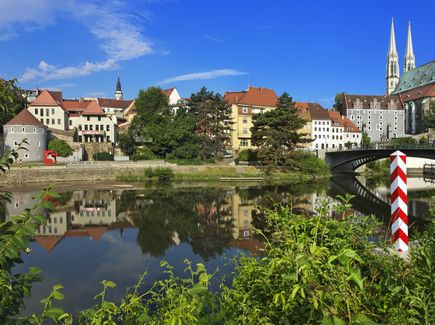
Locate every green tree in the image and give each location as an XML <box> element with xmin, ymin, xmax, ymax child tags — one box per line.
<box><xmin>188</xmin><ymin>87</ymin><xmax>232</xmax><ymax>160</ymax></box>
<box><xmin>118</xmin><ymin>132</ymin><xmax>136</xmax><ymax>156</ymax></box>
<box><xmin>423</xmin><ymin>100</ymin><xmax>435</xmax><ymax>129</ymax></box>
<box><xmin>129</xmin><ymin>87</ymin><xmax>173</xmax><ymax>157</ymax></box>
<box><xmin>333</xmin><ymin>92</ymin><xmax>345</xmax><ymax>113</ymax></box>
<box><xmin>0</xmin><ymin>79</ymin><xmax>26</xmax><ymax>133</ymax></box>
<box><xmin>251</xmin><ymin>92</ymin><xmax>308</xmax><ymax>170</ymax></box>
<box><xmin>361</xmin><ymin>131</ymin><xmax>371</xmax><ymax>146</ymax></box>
<box><xmin>48</xmin><ymin>139</ymin><xmax>73</xmax><ymax>157</ymax></box>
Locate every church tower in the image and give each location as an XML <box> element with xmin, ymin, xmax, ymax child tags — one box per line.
<box><xmin>404</xmin><ymin>21</ymin><xmax>416</xmax><ymax>73</ymax></box>
<box><xmin>386</xmin><ymin>18</ymin><xmax>400</xmax><ymax>95</ymax></box>
<box><xmin>115</xmin><ymin>76</ymin><xmax>123</xmax><ymax>100</ymax></box>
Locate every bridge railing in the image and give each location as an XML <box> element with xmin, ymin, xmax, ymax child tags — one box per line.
<box><xmin>326</xmin><ymin>142</ymin><xmax>435</xmax><ymax>152</ymax></box>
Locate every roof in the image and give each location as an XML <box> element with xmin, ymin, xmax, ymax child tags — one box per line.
<box><xmin>308</xmin><ymin>104</ymin><xmax>330</xmax><ymax>120</ymax></box>
<box><xmin>30</xmin><ymin>89</ymin><xmax>63</xmax><ymax>106</ymax></box>
<box><xmin>342</xmin><ymin>116</ymin><xmax>361</xmax><ymax>133</ymax></box>
<box><xmin>224</xmin><ymin>87</ymin><xmax>277</xmax><ymax>107</ymax></box>
<box><xmin>392</xmin><ymin>60</ymin><xmax>435</xmax><ymax>94</ymax></box>
<box><xmin>97</xmin><ymin>98</ymin><xmax>134</xmax><ymax>109</ymax></box>
<box><xmin>328</xmin><ymin>110</ymin><xmax>344</xmax><ymax>126</ymax></box>
<box><xmin>343</xmin><ymin>93</ymin><xmax>404</xmax><ymax>110</ymax></box>
<box><xmin>34</xmin><ymin>236</ymin><xmax>63</xmax><ymax>252</ymax></box>
<box><xmin>398</xmin><ymin>83</ymin><xmax>435</xmax><ymax>102</ymax></box>
<box><xmin>82</xmin><ymin>101</ymin><xmax>106</xmax><ymax>116</ymax></box>
<box><xmin>62</xmin><ymin>100</ymin><xmax>91</xmax><ymax>112</ymax></box>
<box><xmin>162</xmin><ymin>88</ymin><xmax>176</xmax><ymax>97</ymax></box>
<box><xmin>5</xmin><ymin>109</ymin><xmax>45</xmax><ymax>127</ymax></box>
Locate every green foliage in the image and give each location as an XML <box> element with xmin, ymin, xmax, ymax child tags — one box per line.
<box><xmin>154</xmin><ymin>167</ymin><xmax>174</xmax><ymax>182</ymax></box>
<box><xmin>0</xmin><ymin>79</ymin><xmax>27</xmax><ymax>133</ymax></box>
<box><xmin>423</xmin><ymin>100</ymin><xmax>435</xmax><ymax>130</ymax></box>
<box><xmin>48</xmin><ymin>139</ymin><xmax>73</xmax><ymax>157</ymax></box>
<box><xmin>390</xmin><ymin>136</ymin><xmax>417</xmax><ymax>146</ymax></box>
<box><xmin>251</xmin><ymin>92</ymin><xmax>309</xmax><ymax>171</ymax></box>
<box><xmin>237</xmin><ymin>149</ymin><xmax>258</xmax><ymax>162</ymax></box>
<box><xmin>361</xmin><ymin>132</ymin><xmax>371</xmax><ymax>146</ymax></box>
<box><xmin>93</xmin><ymin>151</ymin><xmax>114</xmax><ymax>161</ymax></box>
<box><xmin>285</xmin><ymin>151</ymin><xmax>330</xmax><ymax>174</ymax></box>
<box><xmin>333</xmin><ymin>92</ymin><xmax>345</xmax><ymax>113</ymax></box>
<box><xmin>366</xmin><ymin>159</ymin><xmax>389</xmax><ymax>175</ymax></box>
<box><xmin>118</xmin><ymin>132</ymin><xmax>136</xmax><ymax>156</ymax></box>
<box><xmin>419</xmin><ymin>136</ymin><xmax>430</xmax><ymax>145</ymax></box>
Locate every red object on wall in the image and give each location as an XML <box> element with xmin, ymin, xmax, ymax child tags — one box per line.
<box><xmin>44</xmin><ymin>150</ymin><xmax>59</xmax><ymax>165</ymax></box>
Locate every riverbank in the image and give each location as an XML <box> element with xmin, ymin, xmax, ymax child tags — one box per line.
<box><xmin>0</xmin><ymin>161</ymin><xmax>321</xmax><ymax>186</ymax></box>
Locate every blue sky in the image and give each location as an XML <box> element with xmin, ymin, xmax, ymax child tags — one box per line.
<box><xmin>0</xmin><ymin>0</ymin><xmax>434</xmax><ymax>107</ymax></box>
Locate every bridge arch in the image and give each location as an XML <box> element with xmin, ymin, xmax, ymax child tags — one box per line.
<box><xmin>325</xmin><ymin>147</ymin><xmax>435</xmax><ymax>172</ymax></box>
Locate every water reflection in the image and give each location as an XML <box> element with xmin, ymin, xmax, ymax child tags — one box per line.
<box><xmin>2</xmin><ymin>177</ymin><xmax>434</xmax><ymax>315</ymax></box>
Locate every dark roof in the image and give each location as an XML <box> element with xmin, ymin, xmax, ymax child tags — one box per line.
<box><xmin>5</xmin><ymin>109</ymin><xmax>45</xmax><ymax>127</ymax></box>
<box><xmin>97</xmin><ymin>98</ymin><xmax>134</xmax><ymax>109</ymax></box>
<box><xmin>308</xmin><ymin>104</ymin><xmax>329</xmax><ymax>120</ymax></box>
<box><xmin>343</xmin><ymin>93</ymin><xmax>404</xmax><ymax>110</ymax></box>
<box><xmin>392</xmin><ymin>60</ymin><xmax>435</xmax><ymax>94</ymax></box>
<box><xmin>398</xmin><ymin>84</ymin><xmax>435</xmax><ymax>102</ymax></box>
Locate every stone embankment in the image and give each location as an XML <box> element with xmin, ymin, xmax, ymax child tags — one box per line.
<box><xmin>0</xmin><ymin>161</ymin><xmax>257</xmax><ymax>185</ymax></box>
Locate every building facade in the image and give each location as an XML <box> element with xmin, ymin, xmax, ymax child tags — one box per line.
<box><xmin>225</xmin><ymin>87</ymin><xmax>278</xmax><ymax>154</ymax></box>
<box><xmin>3</xmin><ymin>109</ymin><xmax>47</xmax><ymax>161</ymax></box>
<box><xmin>342</xmin><ymin>94</ymin><xmax>405</xmax><ymax>142</ymax></box>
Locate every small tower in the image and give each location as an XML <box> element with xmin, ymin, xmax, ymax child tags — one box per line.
<box><xmin>386</xmin><ymin>18</ymin><xmax>400</xmax><ymax>95</ymax></box>
<box><xmin>115</xmin><ymin>76</ymin><xmax>123</xmax><ymax>100</ymax></box>
<box><xmin>404</xmin><ymin>21</ymin><xmax>416</xmax><ymax>73</ymax></box>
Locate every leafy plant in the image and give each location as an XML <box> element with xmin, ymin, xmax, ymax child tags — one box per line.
<box><xmin>48</xmin><ymin>139</ymin><xmax>73</xmax><ymax>158</ymax></box>
<box><xmin>93</xmin><ymin>151</ymin><xmax>114</xmax><ymax>161</ymax></box>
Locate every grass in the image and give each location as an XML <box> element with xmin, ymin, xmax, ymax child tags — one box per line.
<box><xmin>116</xmin><ymin>166</ymin><xmax>318</xmax><ymax>183</ymax></box>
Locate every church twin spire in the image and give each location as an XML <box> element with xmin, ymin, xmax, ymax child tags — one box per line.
<box><xmin>386</xmin><ymin>18</ymin><xmax>416</xmax><ymax>95</ymax></box>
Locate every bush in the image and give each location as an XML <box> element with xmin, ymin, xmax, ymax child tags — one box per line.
<box><xmin>48</xmin><ymin>139</ymin><xmax>73</xmax><ymax>157</ymax></box>
<box><xmin>131</xmin><ymin>147</ymin><xmax>154</xmax><ymax>161</ymax></box>
<box><xmin>237</xmin><ymin>149</ymin><xmax>257</xmax><ymax>162</ymax></box>
<box><xmin>285</xmin><ymin>151</ymin><xmax>329</xmax><ymax>174</ymax></box>
<box><xmin>171</xmin><ymin>143</ymin><xmax>199</xmax><ymax>160</ymax></box>
<box><xmin>93</xmin><ymin>152</ymin><xmax>114</xmax><ymax>161</ymax></box>
<box><xmin>390</xmin><ymin>136</ymin><xmax>417</xmax><ymax>146</ymax></box>
<box><xmin>154</xmin><ymin>167</ymin><xmax>174</xmax><ymax>182</ymax></box>
<box><xmin>144</xmin><ymin>167</ymin><xmax>154</xmax><ymax>179</ymax></box>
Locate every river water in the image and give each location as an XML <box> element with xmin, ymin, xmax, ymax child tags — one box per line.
<box><xmin>3</xmin><ymin>176</ymin><xmax>434</xmax><ymax>315</ymax></box>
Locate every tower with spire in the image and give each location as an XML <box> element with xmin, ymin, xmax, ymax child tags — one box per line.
<box><xmin>115</xmin><ymin>76</ymin><xmax>123</xmax><ymax>100</ymax></box>
<box><xmin>386</xmin><ymin>18</ymin><xmax>400</xmax><ymax>95</ymax></box>
<box><xmin>404</xmin><ymin>21</ymin><xmax>416</xmax><ymax>73</ymax></box>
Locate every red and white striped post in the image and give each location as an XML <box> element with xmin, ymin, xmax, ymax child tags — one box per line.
<box><xmin>390</xmin><ymin>150</ymin><xmax>408</xmax><ymax>252</ymax></box>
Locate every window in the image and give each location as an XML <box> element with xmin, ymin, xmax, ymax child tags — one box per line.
<box><xmin>240</xmin><ymin>139</ymin><xmax>248</xmax><ymax>146</ymax></box>
<box><xmin>106</xmin><ymin>125</ymin><xmax>110</xmax><ymax>131</ymax></box>
<box><xmin>84</xmin><ymin>125</ymin><xmax>88</xmax><ymax>130</ymax></box>
<box><xmin>87</xmin><ymin>116</ymin><xmax>90</xmax><ymax>121</ymax></box>
<box><xmin>242</xmin><ymin>128</ymin><xmax>248</xmax><ymax>134</ymax></box>
<box><xmin>46</xmin><ymin>108</ymin><xmax>49</xmax><ymax>116</ymax></box>
<box><xmin>46</xmin><ymin>119</ymin><xmax>50</xmax><ymax>124</ymax></box>
<box><xmin>96</xmin><ymin>125</ymin><xmax>99</xmax><ymax>131</ymax></box>
<box><xmin>242</xmin><ymin>106</ymin><xmax>248</xmax><ymax>113</ymax></box>
<box><xmin>51</xmin><ymin>108</ymin><xmax>55</xmax><ymax>115</ymax></box>
<box><xmin>79</xmin><ymin>125</ymin><xmax>82</xmax><ymax>130</ymax></box>
<box><xmin>35</xmin><ymin>108</ymin><xmax>38</xmax><ymax>115</ymax></box>
<box><xmin>40</xmin><ymin>119</ymin><xmax>43</xmax><ymax>123</ymax></box>
<box><xmin>98</xmin><ymin>116</ymin><xmax>101</xmax><ymax>121</ymax></box>
<box><xmin>40</xmin><ymin>110</ymin><xmax>44</xmax><ymax>117</ymax></box>
<box><xmin>24</xmin><ymin>153</ymin><xmax>29</xmax><ymax>158</ymax></box>
<box><xmin>243</xmin><ymin>118</ymin><xmax>248</xmax><ymax>124</ymax></box>
<box><xmin>22</xmin><ymin>127</ymin><xmax>25</xmax><ymax>132</ymax></box>
<box><xmin>52</xmin><ymin>119</ymin><xmax>55</xmax><ymax>124</ymax></box>
<box><xmin>90</xmin><ymin>125</ymin><xmax>93</xmax><ymax>130</ymax></box>
<box><xmin>107</xmin><ymin>136</ymin><xmax>110</xmax><ymax>142</ymax></box>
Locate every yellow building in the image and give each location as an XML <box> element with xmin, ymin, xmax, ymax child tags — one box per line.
<box><xmin>224</xmin><ymin>86</ymin><xmax>278</xmax><ymax>155</ymax></box>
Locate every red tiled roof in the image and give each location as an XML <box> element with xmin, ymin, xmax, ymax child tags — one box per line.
<box><xmin>308</xmin><ymin>104</ymin><xmax>329</xmax><ymax>120</ymax></box>
<box><xmin>224</xmin><ymin>87</ymin><xmax>277</xmax><ymax>107</ymax></box>
<box><xmin>5</xmin><ymin>109</ymin><xmax>45</xmax><ymax>126</ymax></box>
<box><xmin>34</xmin><ymin>236</ymin><xmax>63</xmax><ymax>252</ymax></box>
<box><xmin>399</xmin><ymin>84</ymin><xmax>435</xmax><ymax>102</ymax></box>
<box><xmin>30</xmin><ymin>90</ymin><xmax>63</xmax><ymax>107</ymax></box>
<box><xmin>162</xmin><ymin>88</ymin><xmax>175</xmax><ymax>97</ymax></box>
<box><xmin>82</xmin><ymin>101</ymin><xmax>106</xmax><ymax>116</ymax></box>
<box><xmin>328</xmin><ymin>110</ymin><xmax>344</xmax><ymax>126</ymax></box>
<box><xmin>342</xmin><ymin>116</ymin><xmax>361</xmax><ymax>133</ymax></box>
<box><xmin>62</xmin><ymin>100</ymin><xmax>91</xmax><ymax>111</ymax></box>
<box><xmin>97</xmin><ymin>98</ymin><xmax>134</xmax><ymax>109</ymax></box>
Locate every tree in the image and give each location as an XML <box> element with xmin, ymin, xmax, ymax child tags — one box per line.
<box><xmin>251</xmin><ymin>92</ymin><xmax>308</xmax><ymax>170</ymax></box>
<box><xmin>48</xmin><ymin>139</ymin><xmax>73</xmax><ymax>157</ymax></box>
<box><xmin>361</xmin><ymin>132</ymin><xmax>371</xmax><ymax>146</ymax></box>
<box><xmin>333</xmin><ymin>92</ymin><xmax>345</xmax><ymax>113</ymax></box>
<box><xmin>118</xmin><ymin>132</ymin><xmax>136</xmax><ymax>156</ymax></box>
<box><xmin>423</xmin><ymin>100</ymin><xmax>435</xmax><ymax>130</ymax></box>
<box><xmin>0</xmin><ymin>79</ymin><xmax>26</xmax><ymax>133</ymax></box>
<box><xmin>188</xmin><ymin>87</ymin><xmax>233</xmax><ymax>160</ymax></box>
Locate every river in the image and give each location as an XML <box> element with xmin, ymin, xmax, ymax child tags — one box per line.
<box><xmin>3</xmin><ymin>176</ymin><xmax>434</xmax><ymax>315</ymax></box>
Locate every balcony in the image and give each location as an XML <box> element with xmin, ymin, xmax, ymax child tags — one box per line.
<box><xmin>79</xmin><ymin>130</ymin><xmax>106</xmax><ymax>136</ymax></box>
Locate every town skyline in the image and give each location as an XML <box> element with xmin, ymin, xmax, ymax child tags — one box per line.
<box><xmin>1</xmin><ymin>0</ymin><xmax>434</xmax><ymax>105</ymax></box>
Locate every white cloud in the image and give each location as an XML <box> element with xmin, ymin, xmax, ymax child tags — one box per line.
<box><xmin>202</xmin><ymin>34</ymin><xmax>224</xmax><ymax>43</ymax></box>
<box><xmin>14</xmin><ymin>0</ymin><xmax>153</xmax><ymax>82</ymax></box>
<box><xmin>159</xmin><ymin>69</ymin><xmax>247</xmax><ymax>85</ymax></box>
<box><xmin>21</xmin><ymin>59</ymin><xmax>118</xmax><ymax>82</ymax></box>
<box><xmin>42</xmin><ymin>82</ymin><xmax>76</xmax><ymax>91</ymax></box>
